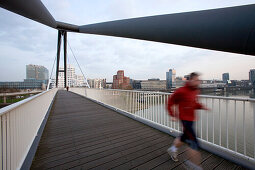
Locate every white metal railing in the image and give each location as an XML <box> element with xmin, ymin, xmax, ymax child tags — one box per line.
<box><xmin>0</xmin><ymin>88</ymin><xmax>57</xmax><ymax>170</ymax></box>
<box><xmin>70</xmin><ymin>87</ymin><xmax>255</xmax><ymax>166</ymax></box>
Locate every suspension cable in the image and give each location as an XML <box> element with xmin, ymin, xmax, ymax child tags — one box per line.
<box><xmin>47</xmin><ymin>53</ymin><xmax>57</xmax><ymax>90</ymax></box>
<box><xmin>67</xmin><ymin>40</ymin><xmax>90</xmax><ymax>88</ymax></box>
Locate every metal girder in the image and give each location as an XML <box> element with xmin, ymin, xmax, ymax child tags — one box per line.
<box><xmin>0</xmin><ymin>0</ymin><xmax>56</xmax><ymax>28</ymax></box>
<box><xmin>79</xmin><ymin>4</ymin><xmax>255</xmax><ymax>56</ymax></box>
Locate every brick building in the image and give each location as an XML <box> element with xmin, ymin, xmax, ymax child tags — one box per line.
<box><xmin>112</xmin><ymin>70</ymin><xmax>131</xmax><ymax>89</ymax></box>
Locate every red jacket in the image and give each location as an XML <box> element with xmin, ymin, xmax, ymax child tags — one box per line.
<box><xmin>167</xmin><ymin>83</ymin><xmax>203</xmax><ymax>121</ymax></box>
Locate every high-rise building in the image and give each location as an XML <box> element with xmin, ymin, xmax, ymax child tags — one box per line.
<box><xmin>112</xmin><ymin>70</ymin><xmax>131</xmax><ymax>89</ymax></box>
<box><xmin>222</xmin><ymin>73</ymin><xmax>230</xmax><ymax>84</ymax></box>
<box><xmin>26</xmin><ymin>64</ymin><xmax>49</xmax><ymax>81</ymax></box>
<box><xmin>87</xmin><ymin>78</ymin><xmax>106</xmax><ymax>89</ymax></box>
<box><xmin>57</xmin><ymin>64</ymin><xmax>85</xmax><ymax>87</ymax></box>
<box><xmin>249</xmin><ymin>69</ymin><xmax>255</xmax><ymax>86</ymax></box>
<box><xmin>166</xmin><ymin>69</ymin><xmax>176</xmax><ymax>89</ymax></box>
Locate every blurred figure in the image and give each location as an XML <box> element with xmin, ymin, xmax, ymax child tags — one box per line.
<box><xmin>167</xmin><ymin>72</ymin><xmax>208</xmax><ymax>170</ymax></box>
<box><xmin>66</xmin><ymin>86</ymin><xmax>69</xmax><ymax>91</ymax></box>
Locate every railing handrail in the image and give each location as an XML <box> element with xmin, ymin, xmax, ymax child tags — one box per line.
<box><xmin>0</xmin><ymin>91</ymin><xmax>42</xmax><ymax>97</ymax></box>
<box><xmin>74</xmin><ymin>87</ymin><xmax>255</xmax><ymax>102</ymax></box>
<box><xmin>0</xmin><ymin>89</ymin><xmax>50</xmax><ymax>116</ymax></box>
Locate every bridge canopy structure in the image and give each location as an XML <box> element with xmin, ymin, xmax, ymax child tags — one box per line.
<box><xmin>1</xmin><ymin>0</ymin><xmax>255</xmax><ymax>169</ymax></box>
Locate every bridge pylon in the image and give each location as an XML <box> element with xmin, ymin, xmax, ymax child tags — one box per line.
<box><xmin>55</xmin><ymin>30</ymin><xmax>67</xmax><ymax>88</ymax></box>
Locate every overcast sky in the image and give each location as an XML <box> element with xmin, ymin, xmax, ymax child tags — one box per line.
<box><xmin>1</xmin><ymin>0</ymin><xmax>255</xmax><ymax>82</ymax></box>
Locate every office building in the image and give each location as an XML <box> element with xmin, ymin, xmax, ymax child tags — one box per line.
<box><xmin>26</xmin><ymin>64</ymin><xmax>49</xmax><ymax>81</ymax></box>
<box><xmin>87</xmin><ymin>78</ymin><xmax>106</xmax><ymax>89</ymax></box>
<box><xmin>222</xmin><ymin>73</ymin><xmax>230</xmax><ymax>84</ymax></box>
<box><xmin>166</xmin><ymin>69</ymin><xmax>176</xmax><ymax>89</ymax></box>
<box><xmin>0</xmin><ymin>65</ymin><xmax>49</xmax><ymax>90</ymax></box>
<box><xmin>141</xmin><ymin>79</ymin><xmax>166</xmax><ymax>90</ymax></box>
<box><xmin>0</xmin><ymin>79</ymin><xmax>47</xmax><ymax>90</ymax></box>
<box><xmin>57</xmin><ymin>64</ymin><xmax>86</xmax><ymax>88</ymax></box>
<box><xmin>131</xmin><ymin>80</ymin><xmax>142</xmax><ymax>89</ymax></box>
<box><xmin>249</xmin><ymin>69</ymin><xmax>255</xmax><ymax>86</ymax></box>
<box><xmin>112</xmin><ymin>70</ymin><xmax>131</xmax><ymax>89</ymax></box>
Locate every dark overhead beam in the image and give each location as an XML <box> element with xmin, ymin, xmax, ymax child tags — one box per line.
<box><xmin>56</xmin><ymin>21</ymin><xmax>79</xmax><ymax>32</ymax></box>
<box><xmin>0</xmin><ymin>0</ymin><xmax>56</xmax><ymax>28</ymax></box>
<box><xmin>79</xmin><ymin>4</ymin><xmax>255</xmax><ymax>56</ymax></box>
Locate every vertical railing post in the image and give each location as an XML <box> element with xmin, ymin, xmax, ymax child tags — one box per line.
<box><xmin>226</xmin><ymin>100</ymin><xmax>229</xmax><ymax>148</ymax></box>
<box><xmin>206</xmin><ymin>98</ymin><xmax>209</xmax><ymax>141</ymax></box>
<box><xmin>234</xmin><ymin>100</ymin><xmax>237</xmax><ymax>152</ymax></box>
<box><xmin>243</xmin><ymin>101</ymin><xmax>246</xmax><ymax>155</ymax></box>
<box><xmin>219</xmin><ymin>99</ymin><xmax>221</xmax><ymax>146</ymax></box>
<box><xmin>212</xmin><ymin>99</ymin><xmax>215</xmax><ymax>143</ymax></box>
<box><xmin>253</xmin><ymin>101</ymin><xmax>255</xmax><ymax>158</ymax></box>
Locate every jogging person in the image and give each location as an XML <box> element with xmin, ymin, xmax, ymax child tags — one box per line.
<box><xmin>167</xmin><ymin>72</ymin><xmax>208</xmax><ymax>169</ymax></box>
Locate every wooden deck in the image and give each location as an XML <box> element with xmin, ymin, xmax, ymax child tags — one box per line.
<box><xmin>31</xmin><ymin>90</ymin><xmax>245</xmax><ymax>170</ymax></box>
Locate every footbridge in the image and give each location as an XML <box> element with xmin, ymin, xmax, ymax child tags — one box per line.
<box><xmin>0</xmin><ymin>88</ymin><xmax>254</xmax><ymax>169</ymax></box>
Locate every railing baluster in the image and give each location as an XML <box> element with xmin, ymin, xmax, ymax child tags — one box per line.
<box><xmin>212</xmin><ymin>99</ymin><xmax>214</xmax><ymax>143</ymax></box>
<box><xmin>243</xmin><ymin>101</ymin><xmax>246</xmax><ymax>155</ymax></box>
<box><xmin>138</xmin><ymin>92</ymin><xmax>141</xmax><ymax>117</ymax></box>
<box><xmin>152</xmin><ymin>94</ymin><xmax>155</xmax><ymax>121</ymax></box>
<box><xmin>149</xmin><ymin>93</ymin><xmax>152</xmax><ymax>120</ymax></box>
<box><xmin>142</xmin><ymin>93</ymin><xmax>144</xmax><ymax>118</ymax></box>
<box><xmin>167</xmin><ymin>95</ymin><xmax>170</xmax><ymax>128</ymax></box>
<box><xmin>201</xmin><ymin>109</ymin><xmax>203</xmax><ymax>139</ymax></box>
<box><xmin>157</xmin><ymin>94</ymin><xmax>161</xmax><ymax>123</ymax></box>
<box><xmin>234</xmin><ymin>100</ymin><xmax>237</xmax><ymax>152</ymax></box>
<box><xmin>226</xmin><ymin>100</ymin><xmax>229</xmax><ymax>148</ymax></box>
<box><xmin>219</xmin><ymin>99</ymin><xmax>221</xmax><ymax>146</ymax></box>
<box><xmin>253</xmin><ymin>102</ymin><xmax>255</xmax><ymax>159</ymax></box>
<box><xmin>0</xmin><ymin>116</ymin><xmax>2</xmax><ymax>170</ymax></box>
<box><xmin>146</xmin><ymin>93</ymin><xmax>148</xmax><ymax>120</ymax></box>
<box><xmin>163</xmin><ymin>95</ymin><xmax>166</xmax><ymax>126</ymax></box>
<box><xmin>206</xmin><ymin>98</ymin><xmax>208</xmax><ymax>141</ymax></box>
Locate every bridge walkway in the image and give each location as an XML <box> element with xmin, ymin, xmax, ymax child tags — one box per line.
<box><xmin>30</xmin><ymin>90</ymin><xmax>244</xmax><ymax>169</ymax></box>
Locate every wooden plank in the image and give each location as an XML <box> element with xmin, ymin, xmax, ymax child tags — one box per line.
<box><xmin>214</xmin><ymin>160</ymin><xmax>238</xmax><ymax>170</ymax></box>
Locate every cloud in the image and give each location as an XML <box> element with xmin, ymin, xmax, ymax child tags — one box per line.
<box><xmin>1</xmin><ymin>0</ymin><xmax>255</xmax><ymax>83</ymax></box>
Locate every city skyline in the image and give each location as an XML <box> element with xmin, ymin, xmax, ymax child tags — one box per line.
<box><xmin>1</xmin><ymin>1</ymin><xmax>255</xmax><ymax>82</ymax></box>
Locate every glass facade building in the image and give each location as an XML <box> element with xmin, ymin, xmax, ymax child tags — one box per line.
<box><xmin>222</xmin><ymin>73</ymin><xmax>230</xmax><ymax>84</ymax></box>
<box><xmin>249</xmin><ymin>69</ymin><xmax>255</xmax><ymax>86</ymax></box>
<box><xmin>26</xmin><ymin>64</ymin><xmax>49</xmax><ymax>81</ymax></box>
<box><xmin>166</xmin><ymin>69</ymin><xmax>176</xmax><ymax>89</ymax></box>
<box><xmin>0</xmin><ymin>79</ymin><xmax>47</xmax><ymax>89</ymax></box>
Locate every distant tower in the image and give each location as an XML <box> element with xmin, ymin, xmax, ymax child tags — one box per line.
<box><xmin>26</xmin><ymin>64</ymin><xmax>49</xmax><ymax>81</ymax></box>
<box><xmin>166</xmin><ymin>69</ymin><xmax>176</xmax><ymax>89</ymax></box>
<box><xmin>222</xmin><ymin>73</ymin><xmax>230</xmax><ymax>84</ymax></box>
<box><xmin>249</xmin><ymin>69</ymin><xmax>255</xmax><ymax>87</ymax></box>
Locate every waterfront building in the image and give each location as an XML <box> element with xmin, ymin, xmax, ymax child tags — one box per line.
<box><xmin>57</xmin><ymin>64</ymin><xmax>86</xmax><ymax>88</ymax></box>
<box><xmin>249</xmin><ymin>69</ymin><xmax>255</xmax><ymax>87</ymax></box>
<box><xmin>87</xmin><ymin>78</ymin><xmax>106</xmax><ymax>89</ymax></box>
<box><xmin>141</xmin><ymin>79</ymin><xmax>166</xmax><ymax>90</ymax></box>
<box><xmin>222</xmin><ymin>73</ymin><xmax>230</xmax><ymax>84</ymax></box>
<box><xmin>26</xmin><ymin>64</ymin><xmax>49</xmax><ymax>81</ymax></box>
<box><xmin>166</xmin><ymin>69</ymin><xmax>176</xmax><ymax>89</ymax></box>
<box><xmin>112</xmin><ymin>70</ymin><xmax>131</xmax><ymax>89</ymax></box>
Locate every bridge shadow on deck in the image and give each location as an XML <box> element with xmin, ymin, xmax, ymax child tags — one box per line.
<box><xmin>31</xmin><ymin>90</ymin><xmax>243</xmax><ymax>170</ymax></box>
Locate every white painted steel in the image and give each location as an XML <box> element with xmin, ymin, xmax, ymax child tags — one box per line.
<box><xmin>0</xmin><ymin>88</ymin><xmax>57</xmax><ymax>170</ymax></box>
<box><xmin>70</xmin><ymin>87</ymin><xmax>255</xmax><ymax>163</ymax></box>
